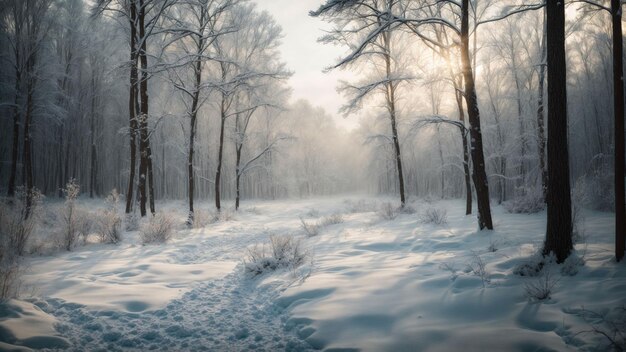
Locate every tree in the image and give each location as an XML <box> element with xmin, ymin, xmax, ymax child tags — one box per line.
<box><xmin>611</xmin><ymin>0</ymin><xmax>624</xmax><ymax>261</ymax></box>
<box><xmin>543</xmin><ymin>0</ymin><xmax>572</xmax><ymax>263</ymax></box>
<box><xmin>165</xmin><ymin>0</ymin><xmax>239</xmax><ymax>225</ymax></box>
<box><xmin>212</xmin><ymin>3</ymin><xmax>288</xmax><ymax>211</ymax></box>
<box><xmin>95</xmin><ymin>0</ymin><xmax>176</xmax><ymax>217</ymax></box>
<box><xmin>311</xmin><ymin>0</ymin><xmax>411</xmax><ymax>207</ymax></box>
<box><xmin>313</xmin><ymin>0</ymin><xmax>494</xmax><ymax>226</ymax></box>
<box><xmin>1</xmin><ymin>0</ymin><xmax>53</xmax><ymax>217</ymax></box>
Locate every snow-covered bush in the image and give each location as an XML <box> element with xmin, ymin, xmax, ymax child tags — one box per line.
<box><xmin>319</xmin><ymin>213</ymin><xmax>344</xmax><ymax>226</ymax></box>
<box><xmin>0</xmin><ymin>246</ymin><xmax>22</xmax><ymax>300</ymax></box>
<box><xmin>190</xmin><ymin>209</ymin><xmax>211</xmax><ymax>229</ymax></box>
<box><xmin>0</xmin><ymin>204</ymin><xmax>25</xmax><ymax>299</ymax></box>
<box><xmin>300</xmin><ymin>217</ymin><xmax>320</xmax><ymax>237</ymax></box>
<box><xmin>97</xmin><ymin>189</ymin><xmax>122</xmax><ymax>244</ymax></box>
<box><xmin>243</xmin><ymin>235</ymin><xmax>308</xmax><ymax>277</ymax></box>
<box><xmin>244</xmin><ymin>235</ymin><xmax>307</xmax><ymax>277</ymax></box>
<box><xmin>140</xmin><ymin>214</ymin><xmax>174</xmax><ymax>244</ymax></box>
<box><xmin>572</xmin><ymin>178</ymin><xmax>587</xmax><ymax>243</ymax></box>
<box><xmin>514</xmin><ymin>252</ymin><xmax>549</xmax><ymax>277</ymax></box>
<box><xmin>419</xmin><ymin>207</ymin><xmax>447</xmax><ymax>225</ymax></box>
<box><xmin>125</xmin><ymin>212</ymin><xmax>140</xmax><ymax>231</ymax></box>
<box><xmin>466</xmin><ymin>253</ymin><xmax>490</xmax><ymax>288</ymax></box>
<box><xmin>377</xmin><ymin>202</ymin><xmax>398</xmax><ymax>220</ymax></box>
<box><xmin>61</xmin><ymin>179</ymin><xmax>81</xmax><ymax>251</ymax></box>
<box><xmin>503</xmin><ymin>191</ymin><xmax>545</xmax><ymax>214</ymax></box>
<box><xmin>0</xmin><ymin>187</ymin><xmax>42</xmax><ymax>256</ymax></box>
<box><xmin>577</xmin><ymin>306</ymin><xmax>626</xmax><ymax>351</ymax></box>
<box><xmin>524</xmin><ymin>270</ymin><xmax>559</xmax><ymax>301</ymax></box>
<box><xmin>398</xmin><ymin>205</ymin><xmax>417</xmax><ymax>215</ymax></box>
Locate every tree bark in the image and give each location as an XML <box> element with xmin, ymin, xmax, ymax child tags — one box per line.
<box><xmin>455</xmin><ymin>90</ymin><xmax>472</xmax><ymax>215</ymax></box>
<box><xmin>187</xmin><ymin>39</ymin><xmax>203</xmax><ymax>224</ymax></box>
<box><xmin>382</xmin><ymin>30</ymin><xmax>406</xmax><ymax>207</ymax></box>
<box><xmin>215</xmin><ymin>64</ymin><xmax>227</xmax><ymax>210</ymax></box>
<box><xmin>90</xmin><ymin>74</ymin><xmax>97</xmax><ymax>198</ymax></box>
<box><xmin>23</xmin><ymin>55</ymin><xmax>35</xmax><ymax>219</ymax></box>
<box><xmin>125</xmin><ymin>0</ymin><xmax>138</xmax><ymax>214</ymax></box>
<box><xmin>612</xmin><ymin>0</ymin><xmax>625</xmax><ymax>262</ymax></box>
<box><xmin>461</xmin><ymin>0</ymin><xmax>493</xmax><ymax>230</ymax></box>
<box><xmin>8</xmin><ymin>68</ymin><xmax>21</xmax><ymax>198</ymax></box>
<box><xmin>543</xmin><ymin>0</ymin><xmax>572</xmax><ymax>263</ymax></box>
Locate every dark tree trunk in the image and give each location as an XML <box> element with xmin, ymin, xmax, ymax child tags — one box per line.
<box><xmin>8</xmin><ymin>64</ymin><xmax>21</xmax><ymax>198</ymax></box>
<box><xmin>215</xmin><ymin>91</ymin><xmax>226</xmax><ymax>211</ymax></box>
<box><xmin>125</xmin><ymin>0</ymin><xmax>138</xmax><ymax>214</ymax></box>
<box><xmin>461</xmin><ymin>0</ymin><xmax>493</xmax><ymax>230</ymax></box>
<box><xmin>137</xmin><ymin>0</ymin><xmax>154</xmax><ymax>217</ymax></box>
<box><xmin>543</xmin><ymin>0</ymin><xmax>572</xmax><ymax>263</ymax></box>
<box><xmin>23</xmin><ymin>57</ymin><xmax>35</xmax><ymax>219</ymax></box>
<box><xmin>235</xmin><ymin>145</ymin><xmax>242</xmax><ymax>210</ymax></box>
<box><xmin>90</xmin><ymin>74</ymin><xmax>97</xmax><ymax>198</ymax></box>
<box><xmin>455</xmin><ymin>90</ymin><xmax>472</xmax><ymax>215</ymax></box>
<box><xmin>612</xmin><ymin>0</ymin><xmax>625</xmax><ymax>262</ymax></box>
<box><xmin>187</xmin><ymin>24</ymin><xmax>205</xmax><ymax>225</ymax></box>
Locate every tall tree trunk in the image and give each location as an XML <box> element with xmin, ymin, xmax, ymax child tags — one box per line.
<box><xmin>543</xmin><ymin>0</ymin><xmax>572</xmax><ymax>263</ymax></box>
<box><xmin>125</xmin><ymin>0</ymin><xmax>138</xmax><ymax>214</ymax></box>
<box><xmin>215</xmin><ymin>73</ymin><xmax>227</xmax><ymax>211</ymax></box>
<box><xmin>23</xmin><ymin>57</ymin><xmax>35</xmax><ymax>219</ymax></box>
<box><xmin>137</xmin><ymin>0</ymin><xmax>153</xmax><ymax>216</ymax></box>
<box><xmin>382</xmin><ymin>30</ymin><xmax>406</xmax><ymax>207</ymax></box>
<box><xmin>90</xmin><ymin>74</ymin><xmax>97</xmax><ymax>198</ymax></box>
<box><xmin>612</xmin><ymin>0</ymin><xmax>625</xmax><ymax>262</ymax></box>
<box><xmin>8</xmin><ymin>69</ymin><xmax>21</xmax><ymax>198</ymax></box>
<box><xmin>187</xmin><ymin>42</ymin><xmax>203</xmax><ymax>224</ymax></box>
<box><xmin>455</xmin><ymin>90</ymin><xmax>472</xmax><ymax>215</ymax></box>
<box><xmin>235</xmin><ymin>146</ymin><xmax>242</xmax><ymax>210</ymax></box>
<box><xmin>461</xmin><ymin>0</ymin><xmax>493</xmax><ymax>230</ymax></box>
<box><xmin>537</xmin><ymin>14</ymin><xmax>548</xmax><ymax>199</ymax></box>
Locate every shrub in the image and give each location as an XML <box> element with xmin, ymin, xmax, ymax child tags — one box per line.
<box><xmin>140</xmin><ymin>214</ymin><xmax>174</xmax><ymax>244</ymax></box>
<box><xmin>189</xmin><ymin>209</ymin><xmax>211</xmax><ymax>229</ymax></box>
<box><xmin>98</xmin><ymin>189</ymin><xmax>122</xmax><ymax>244</ymax></box>
<box><xmin>243</xmin><ymin>235</ymin><xmax>307</xmax><ymax>277</ymax></box>
<box><xmin>0</xmin><ymin>213</ymin><xmax>24</xmax><ymax>300</ymax></box>
<box><xmin>576</xmin><ymin>306</ymin><xmax>626</xmax><ymax>351</ymax></box>
<box><xmin>504</xmin><ymin>191</ymin><xmax>545</xmax><ymax>214</ymax></box>
<box><xmin>377</xmin><ymin>202</ymin><xmax>398</xmax><ymax>220</ymax></box>
<box><xmin>125</xmin><ymin>212</ymin><xmax>140</xmax><ymax>231</ymax></box>
<box><xmin>300</xmin><ymin>217</ymin><xmax>320</xmax><ymax>237</ymax></box>
<box><xmin>61</xmin><ymin>179</ymin><xmax>81</xmax><ymax>251</ymax></box>
<box><xmin>0</xmin><ymin>249</ymin><xmax>22</xmax><ymax>300</ymax></box>
<box><xmin>419</xmin><ymin>207</ymin><xmax>448</xmax><ymax>225</ymax></box>
<box><xmin>319</xmin><ymin>213</ymin><xmax>344</xmax><ymax>226</ymax></box>
<box><xmin>467</xmin><ymin>253</ymin><xmax>490</xmax><ymax>288</ymax></box>
<box><xmin>524</xmin><ymin>270</ymin><xmax>559</xmax><ymax>301</ymax></box>
<box><xmin>1</xmin><ymin>187</ymin><xmax>42</xmax><ymax>256</ymax></box>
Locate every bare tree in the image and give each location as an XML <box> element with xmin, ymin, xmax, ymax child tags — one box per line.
<box><xmin>312</xmin><ymin>0</ymin><xmax>412</xmax><ymax>207</ymax></box>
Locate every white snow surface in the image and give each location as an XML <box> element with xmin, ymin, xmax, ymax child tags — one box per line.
<box><xmin>1</xmin><ymin>196</ymin><xmax>624</xmax><ymax>351</ymax></box>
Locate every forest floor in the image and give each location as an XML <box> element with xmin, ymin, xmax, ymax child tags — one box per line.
<box><xmin>0</xmin><ymin>196</ymin><xmax>624</xmax><ymax>351</ymax></box>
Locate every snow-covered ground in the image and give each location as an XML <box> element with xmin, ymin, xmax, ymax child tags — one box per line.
<box><xmin>1</xmin><ymin>196</ymin><xmax>624</xmax><ymax>351</ymax></box>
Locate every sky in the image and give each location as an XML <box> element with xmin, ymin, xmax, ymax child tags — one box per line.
<box><xmin>253</xmin><ymin>0</ymin><xmax>358</xmax><ymax>131</ymax></box>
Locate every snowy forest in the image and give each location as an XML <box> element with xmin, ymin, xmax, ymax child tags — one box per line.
<box><xmin>0</xmin><ymin>0</ymin><xmax>625</xmax><ymax>351</ymax></box>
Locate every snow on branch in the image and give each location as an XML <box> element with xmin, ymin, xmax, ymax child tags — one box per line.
<box><xmin>410</xmin><ymin>115</ymin><xmax>468</xmax><ymax>135</ymax></box>
<box><xmin>238</xmin><ymin>136</ymin><xmax>293</xmax><ymax>176</ymax></box>
<box><xmin>477</xmin><ymin>3</ymin><xmax>546</xmax><ymax>26</ymax></box>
